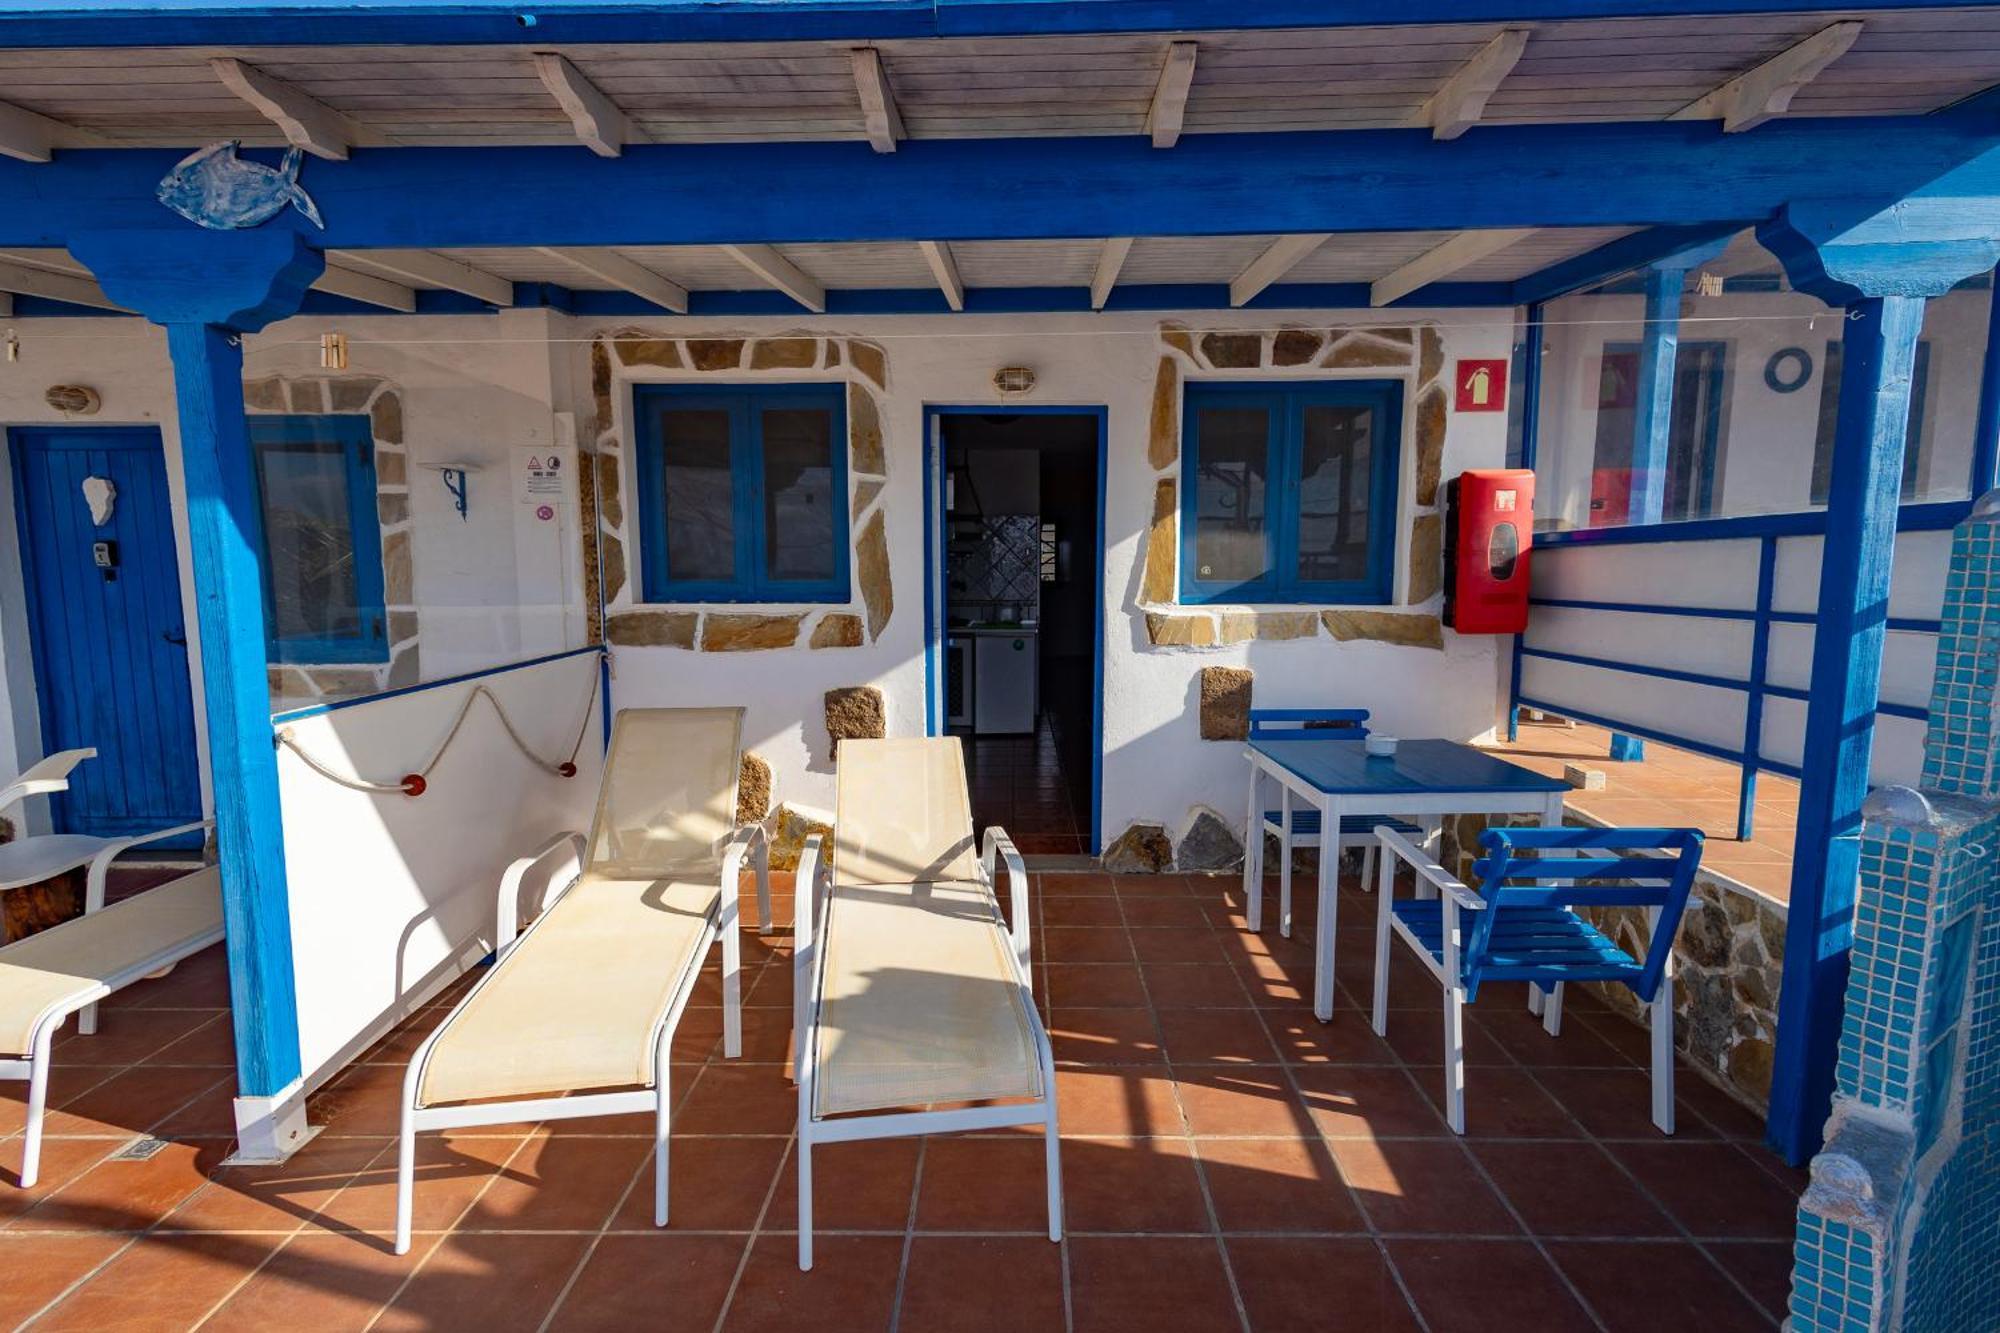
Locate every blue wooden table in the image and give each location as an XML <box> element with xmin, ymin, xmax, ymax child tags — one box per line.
<box><xmin>1242</xmin><ymin>737</ymin><xmax>1570</xmax><ymax>1022</ymax></box>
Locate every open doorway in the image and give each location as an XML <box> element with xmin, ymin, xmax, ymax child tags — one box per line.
<box><xmin>928</xmin><ymin>408</ymin><xmax>1104</xmax><ymax>857</ymax></box>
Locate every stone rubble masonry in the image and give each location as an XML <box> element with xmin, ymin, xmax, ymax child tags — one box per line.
<box><xmin>1102</xmin><ymin>822</ymin><xmax>1174</xmax><ymax>874</ymax></box>
<box><xmin>1198</xmin><ymin>666</ymin><xmax>1254</xmax><ymax>741</ymax></box>
<box><xmin>736</xmin><ymin>752</ymin><xmax>773</xmax><ymax>825</ymax></box>
<box><xmin>1175</xmin><ymin>806</ymin><xmax>1244</xmax><ymax>873</ymax></box>
<box><xmin>701</xmin><ymin>613</ymin><xmax>804</xmax><ymax>652</ymax></box>
<box><xmin>823</xmin><ymin>686</ymin><xmax>887</xmax><ymax>755</ymax></box>
<box><xmin>769</xmin><ymin>801</ymin><xmax>834</xmax><ymax>873</ymax></box>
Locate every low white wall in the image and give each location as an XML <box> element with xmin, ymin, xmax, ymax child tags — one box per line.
<box><xmin>273</xmin><ymin>649</ymin><xmax>603</xmax><ymax>1088</ymax></box>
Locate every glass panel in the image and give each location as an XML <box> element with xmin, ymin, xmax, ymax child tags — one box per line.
<box><xmin>257</xmin><ymin>438</ymin><xmax>360</xmax><ymax>644</ymax></box>
<box><xmin>1296</xmin><ymin>403</ymin><xmax>1375</xmax><ymax>584</ymax></box>
<box><xmin>1811</xmin><ymin>339</ymin><xmax>1938</xmax><ymax>504</ymax></box>
<box><xmin>761</xmin><ymin>406</ymin><xmax>836</xmax><ymax>582</ymax></box>
<box><xmin>1190</xmin><ymin>405</ymin><xmax>1270</xmax><ymax>584</ymax></box>
<box><xmin>659</xmin><ymin>407</ymin><xmax>736</xmax><ymax>582</ymax></box>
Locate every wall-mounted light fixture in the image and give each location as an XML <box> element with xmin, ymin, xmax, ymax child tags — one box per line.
<box><xmin>992</xmin><ymin>365</ymin><xmax>1036</xmax><ymax>395</ymax></box>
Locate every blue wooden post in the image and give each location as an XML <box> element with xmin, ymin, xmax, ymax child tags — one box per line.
<box><xmin>1507</xmin><ymin>302</ymin><xmax>1546</xmax><ymax>744</ymax></box>
<box><xmin>69</xmin><ymin>229</ymin><xmax>324</xmax><ymax>1153</ymax></box>
<box><xmin>1972</xmin><ymin>265</ymin><xmax>2000</xmax><ymax>496</ymax></box>
<box><xmin>1757</xmin><ymin>200</ymin><xmax>2000</xmax><ymax>1164</ymax></box>
<box><xmin>1628</xmin><ymin>265</ymin><xmax>1683</xmax><ymax>527</ymax></box>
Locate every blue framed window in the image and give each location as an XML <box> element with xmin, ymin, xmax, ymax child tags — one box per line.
<box><xmin>247</xmin><ymin>414</ymin><xmax>387</xmax><ymax>664</ymax></box>
<box><xmin>1179</xmin><ymin>380</ymin><xmax>1402</xmax><ymax>605</ymax></box>
<box><xmin>633</xmin><ymin>384</ymin><xmax>849</xmax><ymax>602</ymax></box>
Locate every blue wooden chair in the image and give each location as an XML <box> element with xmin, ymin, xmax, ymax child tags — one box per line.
<box><xmin>1249</xmin><ymin>708</ymin><xmax>1431</xmax><ymax>937</ymax></box>
<box><xmin>1368</xmin><ymin>823</ymin><xmax>1704</xmax><ymax>1135</ymax></box>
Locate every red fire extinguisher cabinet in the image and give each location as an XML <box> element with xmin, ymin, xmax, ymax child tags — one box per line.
<box><xmin>1442</xmin><ymin>468</ymin><xmax>1534</xmax><ymax>635</ymax></box>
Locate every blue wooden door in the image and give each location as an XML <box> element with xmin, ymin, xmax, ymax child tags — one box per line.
<box><xmin>11</xmin><ymin>427</ymin><xmax>203</xmax><ymax>838</ymax></box>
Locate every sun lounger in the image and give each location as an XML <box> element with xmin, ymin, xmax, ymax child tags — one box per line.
<box><xmin>0</xmin><ymin>860</ymin><xmax>224</xmax><ymax>1186</ymax></box>
<box><xmin>395</xmin><ymin>707</ymin><xmax>770</xmax><ymax>1254</ymax></box>
<box><xmin>792</xmin><ymin>736</ymin><xmax>1060</xmax><ymax>1271</ymax></box>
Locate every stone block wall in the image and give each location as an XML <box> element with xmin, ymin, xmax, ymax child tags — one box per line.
<box><xmin>1789</xmin><ymin>496</ymin><xmax>2000</xmax><ymax>1333</ymax></box>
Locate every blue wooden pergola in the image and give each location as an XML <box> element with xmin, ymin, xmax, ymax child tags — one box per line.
<box><xmin>2</xmin><ymin>0</ymin><xmax>1998</xmax><ymax>1165</ymax></box>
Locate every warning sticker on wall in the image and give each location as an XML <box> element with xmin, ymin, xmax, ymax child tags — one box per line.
<box><xmin>515</xmin><ymin>447</ymin><xmax>572</xmax><ymax>517</ymax></box>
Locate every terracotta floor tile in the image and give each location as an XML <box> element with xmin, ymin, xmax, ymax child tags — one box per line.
<box><xmin>109</xmin><ymin>945</ymin><xmax>232</xmax><ymax>1009</ymax></box>
<box><xmin>39</xmin><ymin>1063</ymin><xmax>233</xmax><ymax>1138</ymax></box>
<box><xmin>1120</xmin><ymin>896</ymin><xmax>1213</xmax><ymax>929</ymax></box>
<box><xmin>915</xmin><ymin>1135</ymin><xmax>1057</xmax><ymax>1232</ymax></box>
<box><xmin>1046</xmin><ymin>963</ymin><xmax>1150</xmax><ymax>1008</ymax></box>
<box><xmin>1055</xmin><ymin>1070</ymin><xmax>1186</xmax><ymax>1138</ymax></box>
<box><xmin>1531</xmin><ymin>1067</ymin><xmax>1719</xmax><ymax>1141</ymax></box>
<box><xmin>1197</xmin><ymin>1134</ymin><xmax>1363</xmax><ymax>1234</ymax></box>
<box><xmin>315</xmin><ymin>1132</ymin><xmax>525</xmax><ymax>1235</ymax></box>
<box><xmin>459</xmin><ymin>1130</ymin><xmax>650</xmax><ymax>1232</ymax></box>
<box><xmin>1420</xmin><ymin>1067</ymin><xmax>1586</xmax><ymax>1140</ymax></box>
<box><xmin>0</xmin><ymin>1232</ymin><xmax>129</xmax><ymax>1326</ymax></box>
<box><xmin>1374</xmin><ymin>1009</ymin><xmax>1514</xmax><ymax>1069</ymax></box>
<box><xmin>1386</xmin><ymin>1238</ymin><xmax>1598</xmax><ymax>1333</ymax></box>
<box><xmin>897</xmin><ymin>1236</ymin><xmax>1066</xmax><ymax>1333</ymax></box>
<box><xmin>1174</xmin><ymin>1066</ymin><xmax>1312</xmax><ymax>1138</ymax></box>
<box><xmin>1293</xmin><ymin>1067</ymin><xmax>1447</xmax><ymax>1140</ymax></box>
<box><xmin>1474</xmin><ymin>1006</ymin><xmax>1633</xmax><ymax>1068</ymax></box>
<box><xmin>1043</xmin><ymin>895</ymin><xmax>1125</xmax><ymax>927</ymax></box>
<box><xmin>1228</xmin><ymin>1237</ymin><xmax>1421</xmax><ymax>1333</ymax></box>
<box><xmin>0</xmin><ymin>1136</ymin><xmax>115</xmax><ymax>1215</ymax></box>
<box><xmin>1260</xmin><ymin>1011</ymin><xmax>1397</xmax><ymax>1066</ymax></box>
<box><xmin>51</xmin><ymin>1007</ymin><xmax>217</xmax><ymax>1066</ymax></box>
<box><xmin>1044</xmin><ymin>926</ymin><xmax>1138</xmax><ymax>963</ymax></box>
<box><xmin>1048</xmin><ymin>1008</ymin><xmax>1165</xmax><ymax>1067</ymax></box>
<box><xmin>14</xmin><ymin>1138</ymin><xmax>230</xmax><ymax>1233</ymax></box>
<box><xmin>1549</xmin><ymin>1240</ymin><xmax>1776</xmax><ymax>1332</ymax></box>
<box><xmin>1330</xmin><ymin>1139</ymin><xmax>1518</xmax><ymax>1236</ymax></box>
<box><xmin>1036</xmin><ymin>872</ymin><xmax>1116</xmax><ymax>897</ymax></box>
<box><xmin>1129</xmin><ymin>926</ymin><xmax>1232</xmax><ymax>964</ymax></box>
<box><xmin>305</xmin><ymin>1064</ymin><xmax>428</xmax><ymax>1138</ymax></box>
<box><xmin>1065</xmin><ymin>1135</ymin><xmax>1209</xmax><ymax>1233</ymax></box>
<box><xmin>546</xmin><ymin>1234</ymin><xmax>744</xmax><ymax>1332</ymax></box>
<box><xmin>1472</xmin><ymin>1141</ymin><xmax>1676</xmax><ymax>1237</ymax></box>
<box><xmin>765</xmin><ymin>1137</ymin><xmax>919</xmax><ymax>1231</ymax></box>
<box><xmin>720</xmin><ymin>1008</ymin><xmax>800</xmax><ymax>1064</ymax></box>
<box><xmin>1112</xmin><ymin>874</ymin><xmax>1201</xmax><ymax>898</ymax></box>
<box><xmin>1154</xmin><ymin>1008</ymin><xmax>1281</xmax><ymax>1065</ymax></box>
<box><xmin>200</xmin><ymin>1229</ymin><xmax>443</xmax><ymax>1333</ymax></box>
<box><xmin>1608</xmin><ymin>1142</ymin><xmax>1802</xmax><ymax>1238</ymax></box>
<box><xmin>32</xmin><ymin>1229</ymin><xmax>287</xmax><ymax>1331</ymax></box>
<box><xmin>674</xmin><ymin>1063</ymin><xmax>800</xmax><ymax>1135</ymax></box>
<box><xmin>610</xmin><ymin>1134</ymin><xmax>786</xmax><ymax>1231</ymax></box>
<box><xmin>1703</xmin><ymin>1240</ymin><xmax>1797</xmax><ymax>1319</ymax></box>
<box><xmin>1067</xmin><ymin>1235</ymin><xmax>1242</xmax><ymax>1333</ymax></box>
<box><xmin>153</xmin><ymin>1079</ymin><xmax>245</xmax><ymax>1138</ymax></box>
<box><xmin>374</xmin><ymin>1231</ymin><xmax>596</xmax><ymax>1333</ymax></box>
<box><xmin>721</xmin><ymin>1234</ymin><xmax>903</xmax><ymax>1333</ymax></box>
<box><xmin>0</xmin><ymin>1064</ymin><xmax>118</xmax><ymax>1138</ymax></box>
<box><xmin>161</xmin><ymin>1134</ymin><xmax>389</xmax><ymax>1232</ymax></box>
<box><xmin>1141</xmin><ymin>963</ymin><xmax>1251</xmax><ymax>1008</ymax></box>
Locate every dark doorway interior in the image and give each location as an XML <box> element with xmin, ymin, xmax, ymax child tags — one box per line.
<box><xmin>940</xmin><ymin>413</ymin><xmax>1099</xmax><ymax>856</ymax></box>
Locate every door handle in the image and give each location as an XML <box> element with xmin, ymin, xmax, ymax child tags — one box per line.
<box><xmin>162</xmin><ymin>630</ymin><xmax>187</xmax><ymax>648</ymax></box>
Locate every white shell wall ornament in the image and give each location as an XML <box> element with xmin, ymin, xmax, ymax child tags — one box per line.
<box><xmin>157</xmin><ymin>142</ymin><xmax>324</xmax><ymax>231</ymax></box>
<box><xmin>81</xmin><ymin>476</ymin><xmax>117</xmax><ymax>527</ymax></box>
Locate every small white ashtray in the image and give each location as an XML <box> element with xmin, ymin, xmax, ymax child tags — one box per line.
<box><xmin>1364</xmin><ymin>735</ymin><xmax>1399</xmax><ymax>758</ymax></box>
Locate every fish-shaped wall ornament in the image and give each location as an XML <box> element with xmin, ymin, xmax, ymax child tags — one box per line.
<box><xmin>156</xmin><ymin>141</ymin><xmax>324</xmax><ymax>231</ymax></box>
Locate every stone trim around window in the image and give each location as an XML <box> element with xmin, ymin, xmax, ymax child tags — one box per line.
<box><xmin>585</xmin><ymin>331</ymin><xmax>891</xmax><ymax>654</ymax></box>
<box><xmin>244</xmin><ymin>373</ymin><xmax>419</xmax><ymax>703</ymax></box>
<box><xmin>1138</xmin><ymin>321</ymin><xmax>1449</xmax><ymax>651</ymax></box>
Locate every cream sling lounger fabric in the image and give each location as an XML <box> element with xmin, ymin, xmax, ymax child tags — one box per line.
<box><xmin>792</xmin><ymin>737</ymin><xmax>1060</xmax><ymax>1270</ymax></box>
<box><xmin>395</xmin><ymin>707</ymin><xmax>770</xmax><ymax>1254</ymax></box>
<box><xmin>0</xmin><ymin>863</ymin><xmax>224</xmax><ymax>1187</ymax></box>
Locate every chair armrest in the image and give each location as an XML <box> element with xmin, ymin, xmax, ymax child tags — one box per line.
<box><xmin>1374</xmin><ymin>826</ymin><xmax>1485</xmax><ymax>912</ymax></box>
<box><xmin>982</xmin><ymin>826</ymin><xmax>1031</xmax><ymax>987</ymax></box>
<box><xmin>1</xmin><ymin>748</ymin><xmax>97</xmax><ymax>820</ymax></box>
<box><xmin>85</xmin><ymin>819</ymin><xmax>214</xmax><ymax>913</ymax></box>
<box><xmin>495</xmin><ymin>831</ymin><xmax>586</xmax><ymax>961</ymax></box>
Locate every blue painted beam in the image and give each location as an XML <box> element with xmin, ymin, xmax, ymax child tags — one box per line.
<box><xmin>1628</xmin><ymin>266</ymin><xmax>1683</xmax><ymax>526</ymax></box>
<box><xmin>1</xmin><ymin>0</ymin><xmax>1990</xmax><ymax>46</ymax></box>
<box><xmin>1511</xmin><ymin>224</ymin><xmax>1746</xmax><ymax>305</ymax></box>
<box><xmin>6</xmin><ymin>111</ymin><xmax>2000</xmax><ymax>250</ymax></box>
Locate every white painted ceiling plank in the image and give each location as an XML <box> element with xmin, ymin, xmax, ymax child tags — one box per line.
<box><xmin>534</xmin><ymin>246</ymin><xmax>689</xmax><ymax>312</ymax></box>
<box><xmin>722</xmin><ymin>243</ymin><xmax>826</xmax><ymax>312</ymax></box>
<box><xmin>210</xmin><ymin>56</ymin><xmax>377</xmax><ymax>159</ymax></box>
<box><xmin>312</xmin><ymin>262</ymin><xmax>418</xmax><ymax>312</ymax></box>
<box><xmin>917</xmin><ymin>240</ymin><xmax>965</xmax><ymax>310</ymax></box>
<box><xmin>1090</xmin><ymin>237</ymin><xmax>1134</xmax><ymax>309</ymax></box>
<box><xmin>1413</xmin><ymin>28</ymin><xmax>1530</xmax><ymax>140</ymax></box>
<box><xmin>0</xmin><ymin>258</ymin><xmax>124</xmax><ymax>311</ymax></box>
<box><xmin>1146</xmin><ymin>41</ymin><xmax>1198</xmax><ymax>148</ymax></box>
<box><xmin>334</xmin><ymin>248</ymin><xmax>514</xmax><ymax>306</ymax></box>
<box><xmin>1370</xmin><ymin>227</ymin><xmax>1538</xmax><ymax>305</ymax></box>
<box><xmin>1669</xmin><ymin>21</ymin><xmax>1863</xmax><ymax>131</ymax></box>
<box><xmin>533</xmin><ymin>51</ymin><xmax>637</xmax><ymax>156</ymax></box>
<box><xmin>1229</xmin><ymin>233</ymin><xmax>1332</xmax><ymax>307</ymax></box>
<box><xmin>850</xmin><ymin>47</ymin><xmax>905</xmax><ymax>153</ymax></box>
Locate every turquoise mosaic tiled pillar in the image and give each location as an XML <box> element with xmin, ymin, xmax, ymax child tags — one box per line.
<box><xmin>1789</xmin><ymin>493</ymin><xmax>2000</xmax><ymax>1332</ymax></box>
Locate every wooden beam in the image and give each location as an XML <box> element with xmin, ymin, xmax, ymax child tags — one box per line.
<box><xmin>210</xmin><ymin>57</ymin><xmax>371</xmax><ymax>160</ymax></box>
<box><xmin>0</xmin><ymin>256</ymin><xmax>123</xmax><ymax>310</ymax></box>
<box><xmin>1414</xmin><ymin>28</ymin><xmax>1529</xmax><ymax>140</ymax></box>
<box><xmin>1090</xmin><ymin>237</ymin><xmax>1134</xmax><ymax>310</ymax></box>
<box><xmin>0</xmin><ymin>292</ymin><xmax>10</xmax><ymax>317</ymax></box>
<box><xmin>1146</xmin><ymin>41</ymin><xmax>1197</xmax><ymax>148</ymax></box>
<box><xmin>0</xmin><ymin>99</ymin><xmax>82</xmax><ymax>163</ymax></box>
<box><xmin>722</xmin><ymin>243</ymin><xmax>826</xmax><ymax>312</ymax></box>
<box><xmin>1230</xmin><ymin>234</ymin><xmax>1330</xmax><ymax>307</ymax></box>
<box><xmin>333</xmin><ymin>248</ymin><xmax>513</xmax><ymax>306</ymax></box>
<box><xmin>850</xmin><ymin>47</ymin><xmax>905</xmax><ymax>154</ymax></box>
<box><xmin>311</xmin><ymin>262</ymin><xmax>416</xmax><ymax>311</ymax></box>
<box><xmin>533</xmin><ymin>51</ymin><xmax>635</xmax><ymax>158</ymax></box>
<box><xmin>534</xmin><ymin>246</ymin><xmax>688</xmax><ymax>312</ymax></box>
<box><xmin>917</xmin><ymin>240</ymin><xmax>963</xmax><ymax>310</ymax></box>
<box><xmin>1371</xmin><ymin>227</ymin><xmax>1536</xmax><ymax>306</ymax></box>
<box><xmin>1670</xmin><ymin>21</ymin><xmax>1863</xmax><ymax>133</ymax></box>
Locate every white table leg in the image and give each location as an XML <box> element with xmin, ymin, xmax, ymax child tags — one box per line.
<box><xmin>1312</xmin><ymin>794</ymin><xmax>1343</xmax><ymax>1022</ymax></box>
<box><xmin>1243</xmin><ymin>758</ymin><xmax>1264</xmax><ymax>934</ymax></box>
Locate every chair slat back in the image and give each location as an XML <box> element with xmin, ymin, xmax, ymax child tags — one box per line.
<box><xmin>1463</xmin><ymin>826</ymin><xmax>1703</xmax><ymax>1000</ymax></box>
<box><xmin>834</xmin><ymin>737</ymin><xmax>980</xmax><ymax>885</ymax></box>
<box><xmin>1247</xmin><ymin>708</ymin><xmax>1370</xmax><ymax>742</ymax></box>
<box><xmin>586</xmin><ymin>707</ymin><xmax>744</xmax><ymax>879</ymax></box>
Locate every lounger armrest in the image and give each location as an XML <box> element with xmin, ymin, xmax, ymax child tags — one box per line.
<box><xmin>1374</xmin><ymin>826</ymin><xmax>1485</xmax><ymax>912</ymax></box>
<box><xmin>84</xmin><ymin>819</ymin><xmax>214</xmax><ymax>913</ymax></box>
<box><xmin>982</xmin><ymin>826</ymin><xmax>1031</xmax><ymax>988</ymax></box>
<box><xmin>792</xmin><ymin>832</ymin><xmax>827</xmax><ymax>1085</ymax></box>
<box><xmin>495</xmin><ymin>831</ymin><xmax>587</xmax><ymax>961</ymax></box>
<box><xmin>0</xmin><ymin>747</ymin><xmax>96</xmax><ymax>819</ymax></box>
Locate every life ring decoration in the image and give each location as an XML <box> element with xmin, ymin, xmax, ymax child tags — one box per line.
<box><xmin>1764</xmin><ymin>346</ymin><xmax>1814</xmax><ymax>394</ymax></box>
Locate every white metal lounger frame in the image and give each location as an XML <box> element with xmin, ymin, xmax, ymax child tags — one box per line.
<box><xmin>394</xmin><ymin>823</ymin><xmax>771</xmax><ymax>1254</ymax></box>
<box><xmin>791</xmin><ymin>827</ymin><xmax>1062</xmax><ymax>1271</ymax></box>
<box><xmin>2</xmin><ymin>819</ymin><xmax>218</xmax><ymax>1188</ymax></box>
